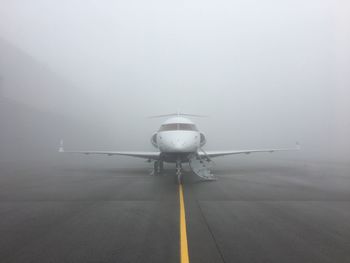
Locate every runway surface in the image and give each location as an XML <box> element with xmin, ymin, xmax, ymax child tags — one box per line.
<box><xmin>1</xmin><ymin>159</ymin><xmax>350</xmax><ymax>263</ymax></box>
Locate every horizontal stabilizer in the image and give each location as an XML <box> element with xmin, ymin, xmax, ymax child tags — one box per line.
<box><xmin>149</xmin><ymin>113</ymin><xmax>208</xmax><ymax>118</ymax></box>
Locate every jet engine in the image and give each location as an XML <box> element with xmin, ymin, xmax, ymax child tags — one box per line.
<box><xmin>151</xmin><ymin>133</ymin><xmax>158</xmax><ymax>148</ymax></box>
<box><xmin>200</xmin><ymin>133</ymin><xmax>206</xmax><ymax>147</ymax></box>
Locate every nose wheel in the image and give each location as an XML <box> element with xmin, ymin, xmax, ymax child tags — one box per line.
<box><xmin>176</xmin><ymin>160</ymin><xmax>183</xmax><ymax>184</ymax></box>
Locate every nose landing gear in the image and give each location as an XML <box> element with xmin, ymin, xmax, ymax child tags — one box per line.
<box><xmin>176</xmin><ymin>160</ymin><xmax>183</xmax><ymax>184</ymax></box>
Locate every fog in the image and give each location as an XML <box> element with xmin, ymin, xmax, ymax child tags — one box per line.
<box><xmin>0</xmin><ymin>0</ymin><xmax>349</xmax><ymax>166</ymax></box>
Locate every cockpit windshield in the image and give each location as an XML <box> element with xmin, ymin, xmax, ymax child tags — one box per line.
<box><xmin>159</xmin><ymin>123</ymin><xmax>198</xmax><ymax>132</ymax></box>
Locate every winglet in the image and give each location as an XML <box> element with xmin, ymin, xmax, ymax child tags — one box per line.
<box><xmin>59</xmin><ymin>139</ymin><xmax>64</xmax><ymax>153</ymax></box>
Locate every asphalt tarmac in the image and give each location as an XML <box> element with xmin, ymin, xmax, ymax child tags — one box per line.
<box><xmin>1</xmin><ymin>159</ymin><xmax>350</xmax><ymax>263</ymax></box>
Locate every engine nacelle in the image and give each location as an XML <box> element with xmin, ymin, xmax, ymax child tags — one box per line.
<box><xmin>200</xmin><ymin>132</ymin><xmax>206</xmax><ymax>147</ymax></box>
<box><xmin>151</xmin><ymin>133</ymin><xmax>158</xmax><ymax>148</ymax></box>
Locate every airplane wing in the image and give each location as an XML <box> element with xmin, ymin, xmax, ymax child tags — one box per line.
<box><xmin>59</xmin><ymin>140</ymin><xmax>160</xmax><ymax>160</ymax></box>
<box><xmin>200</xmin><ymin>143</ymin><xmax>300</xmax><ymax>158</ymax></box>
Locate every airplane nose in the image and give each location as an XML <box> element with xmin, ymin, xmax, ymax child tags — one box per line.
<box><xmin>158</xmin><ymin>131</ymin><xmax>199</xmax><ymax>153</ymax></box>
<box><xmin>172</xmin><ymin>138</ymin><xmax>185</xmax><ymax>150</ymax></box>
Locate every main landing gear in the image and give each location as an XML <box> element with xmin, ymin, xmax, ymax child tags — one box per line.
<box><xmin>153</xmin><ymin>160</ymin><xmax>164</xmax><ymax>175</ymax></box>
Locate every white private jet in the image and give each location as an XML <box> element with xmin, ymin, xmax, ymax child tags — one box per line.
<box><xmin>59</xmin><ymin>113</ymin><xmax>299</xmax><ymax>183</ymax></box>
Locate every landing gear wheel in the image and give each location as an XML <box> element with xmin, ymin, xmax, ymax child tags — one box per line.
<box><xmin>176</xmin><ymin>160</ymin><xmax>183</xmax><ymax>184</ymax></box>
<box><xmin>177</xmin><ymin>169</ymin><xmax>182</xmax><ymax>184</ymax></box>
<box><xmin>159</xmin><ymin>161</ymin><xmax>164</xmax><ymax>174</ymax></box>
<box><xmin>154</xmin><ymin>161</ymin><xmax>159</xmax><ymax>175</ymax></box>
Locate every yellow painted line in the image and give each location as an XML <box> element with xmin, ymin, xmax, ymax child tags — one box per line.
<box><xmin>179</xmin><ymin>184</ymin><xmax>190</xmax><ymax>263</ymax></box>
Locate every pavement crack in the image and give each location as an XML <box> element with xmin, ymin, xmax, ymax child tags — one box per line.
<box><xmin>194</xmin><ymin>197</ymin><xmax>227</xmax><ymax>263</ymax></box>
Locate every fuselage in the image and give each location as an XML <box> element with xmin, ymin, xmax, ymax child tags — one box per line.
<box><xmin>151</xmin><ymin>117</ymin><xmax>206</xmax><ymax>162</ymax></box>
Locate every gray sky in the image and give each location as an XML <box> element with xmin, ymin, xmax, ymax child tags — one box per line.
<box><xmin>0</xmin><ymin>0</ymin><xmax>349</xmax><ymax>163</ymax></box>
